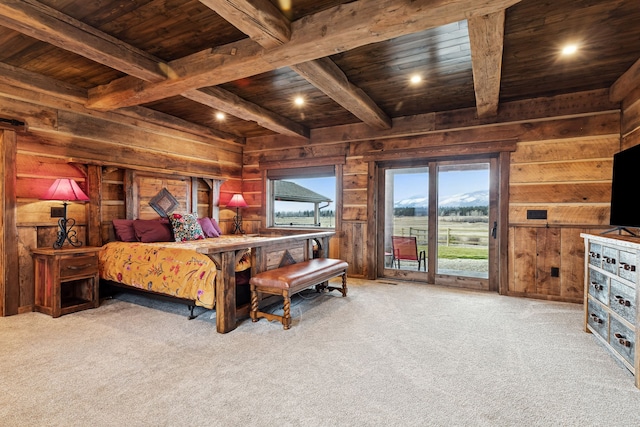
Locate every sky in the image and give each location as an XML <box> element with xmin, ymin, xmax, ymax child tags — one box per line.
<box><xmin>393</xmin><ymin>169</ymin><xmax>490</xmax><ymax>201</ymax></box>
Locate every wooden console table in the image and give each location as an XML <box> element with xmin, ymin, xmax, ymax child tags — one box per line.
<box><xmin>196</xmin><ymin>231</ymin><xmax>335</xmax><ymax>333</ymax></box>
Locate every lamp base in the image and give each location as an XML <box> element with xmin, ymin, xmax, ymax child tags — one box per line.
<box><xmin>231</xmin><ymin>213</ymin><xmax>245</xmax><ymax>234</ymax></box>
<box><xmin>53</xmin><ymin>206</ymin><xmax>83</xmax><ymax>249</ymax></box>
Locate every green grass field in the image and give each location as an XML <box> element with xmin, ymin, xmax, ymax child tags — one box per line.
<box><xmin>436</xmin><ymin>245</ymin><xmax>488</xmax><ymax>260</ymax></box>
<box><xmin>398</xmin><ymin>216</ymin><xmax>489</xmax><ymax>260</ymax></box>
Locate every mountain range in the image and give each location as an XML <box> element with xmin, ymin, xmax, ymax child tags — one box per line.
<box><xmin>394</xmin><ymin>190</ymin><xmax>489</xmax><ymax>209</ymax></box>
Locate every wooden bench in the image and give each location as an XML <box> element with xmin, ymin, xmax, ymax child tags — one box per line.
<box><xmin>249</xmin><ymin>258</ymin><xmax>348</xmax><ymax>329</ymax></box>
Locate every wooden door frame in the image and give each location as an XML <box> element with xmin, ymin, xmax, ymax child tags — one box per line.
<box><xmin>369</xmin><ymin>150</ymin><xmax>511</xmax><ymax>294</ymax></box>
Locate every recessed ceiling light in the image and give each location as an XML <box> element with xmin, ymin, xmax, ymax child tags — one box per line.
<box><xmin>215</xmin><ymin>112</ymin><xmax>225</xmax><ymax>120</ymax></box>
<box><xmin>410</xmin><ymin>74</ymin><xmax>422</xmax><ymax>84</ymax></box>
<box><xmin>294</xmin><ymin>96</ymin><xmax>304</xmax><ymax>106</ymax></box>
<box><xmin>561</xmin><ymin>44</ymin><xmax>578</xmax><ymax>56</ymax></box>
<box><xmin>278</xmin><ymin>0</ymin><xmax>291</xmax><ymax>11</ymax></box>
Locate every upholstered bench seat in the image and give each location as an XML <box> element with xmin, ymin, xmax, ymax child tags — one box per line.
<box><xmin>249</xmin><ymin>258</ymin><xmax>348</xmax><ymax>329</ymax></box>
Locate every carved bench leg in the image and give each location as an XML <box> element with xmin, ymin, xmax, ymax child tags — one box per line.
<box><xmin>250</xmin><ymin>284</ymin><xmax>259</xmax><ymax>322</ymax></box>
<box><xmin>340</xmin><ymin>272</ymin><xmax>348</xmax><ymax>297</ymax></box>
<box><xmin>282</xmin><ymin>289</ymin><xmax>291</xmax><ymax>330</ymax></box>
<box><xmin>320</xmin><ymin>272</ymin><xmax>348</xmax><ymax>297</ymax></box>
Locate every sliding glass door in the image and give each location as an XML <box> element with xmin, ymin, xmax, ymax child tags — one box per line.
<box><xmin>383</xmin><ymin>167</ymin><xmax>430</xmax><ymax>273</ymax></box>
<box><xmin>380</xmin><ymin>158</ymin><xmax>497</xmax><ymax>290</ymax></box>
<box><xmin>436</xmin><ymin>163</ymin><xmax>489</xmax><ymax>279</ymax></box>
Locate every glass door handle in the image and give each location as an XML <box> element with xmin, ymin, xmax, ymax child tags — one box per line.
<box><xmin>491</xmin><ymin>221</ymin><xmax>497</xmax><ymax>239</ymax></box>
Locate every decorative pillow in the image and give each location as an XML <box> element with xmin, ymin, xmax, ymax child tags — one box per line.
<box><xmin>170</xmin><ymin>212</ymin><xmax>205</xmax><ymax>242</ymax></box>
<box><xmin>210</xmin><ymin>217</ymin><xmax>223</xmax><ymax>235</ymax></box>
<box><xmin>198</xmin><ymin>217</ymin><xmax>219</xmax><ymax>238</ymax></box>
<box><xmin>133</xmin><ymin>219</ymin><xmax>173</xmax><ymax>243</ymax></box>
<box><xmin>112</xmin><ymin>219</ymin><xmax>137</xmax><ymax>242</ymax></box>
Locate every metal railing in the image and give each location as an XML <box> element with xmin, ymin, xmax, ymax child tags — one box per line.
<box><xmin>394</xmin><ymin>226</ymin><xmax>489</xmax><ymax>247</ymax></box>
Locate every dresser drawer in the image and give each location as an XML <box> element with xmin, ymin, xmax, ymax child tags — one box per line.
<box><xmin>59</xmin><ymin>255</ymin><xmax>98</xmax><ymax>279</ymax></box>
<box><xmin>610</xmin><ymin>316</ymin><xmax>635</xmax><ymax>366</ymax></box>
<box><xmin>588</xmin><ymin>242</ymin><xmax>602</xmax><ymax>268</ymax></box>
<box><xmin>587</xmin><ymin>299</ymin><xmax>609</xmax><ymax>340</ymax></box>
<box><xmin>618</xmin><ymin>250</ymin><xmax>638</xmax><ymax>283</ymax></box>
<box><xmin>587</xmin><ymin>268</ymin><xmax>609</xmax><ymax>305</ymax></box>
<box><xmin>610</xmin><ymin>278</ymin><xmax>636</xmax><ymax>325</ymax></box>
<box><xmin>602</xmin><ymin>246</ymin><xmax>619</xmax><ymax>275</ymax></box>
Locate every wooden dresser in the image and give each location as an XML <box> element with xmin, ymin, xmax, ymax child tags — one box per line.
<box><xmin>582</xmin><ymin>233</ymin><xmax>639</xmax><ymax>389</ymax></box>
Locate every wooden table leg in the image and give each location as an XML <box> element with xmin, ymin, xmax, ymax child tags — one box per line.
<box><xmin>215</xmin><ymin>250</ymin><xmax>237</xmax><ymax>333</ymax></box>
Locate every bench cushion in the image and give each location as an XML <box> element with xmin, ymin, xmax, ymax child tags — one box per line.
<box><xmin>250</xmin><ymin>258</ymin><xmax>348</xmax><ymax>290</ymax></box>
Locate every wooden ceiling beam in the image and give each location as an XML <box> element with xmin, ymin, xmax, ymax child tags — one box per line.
<box><xmin>0</xmin><ymin>0</ymin><xmax>163</xmax><ymax>82</ymax></box>
<box><xmin>202</xmin><ymin>0</ymin><xmax>391</xmax><ymax>130</ymax></box>
<box><xmin>0</xmin><ymin>61</ymin><xmax>87</xmax><ymax>103</ymax></box>
<box><xmin>198</xmin><ymin>0</ymin><xmax>290</xmax><ymax>46</ymax></box>
<box><xmin>291</xmin><ymin>59</ymin><xmax>392</xmax><ymax>129</ymax></box>
<box><xmin>610</xmin><ymin>56</ymin><xmax>640</xmax><ymax>103</ymax></box>
<box><xmin>0</xmin><ymin>63</ymin><xmax>245</xmax><ymax>145</ymax></box>
<box><xmin>468</xmin><ymin>10</ymin><xmax>505</xmax><ymax>118</ymax></box>
<box><xmin>0</xmin><ymin>0</ymin><xmax>308</xmax><ymax>138</ymax></box>
<box><xmin>182</xmin><ymin>87</ymin><xmax>310</xmax><ymax>138</ymax></box>
<box><xmin>87</xmin><ymin>0</ymin><xmax>523</xmax><ymax>110</ymax></box>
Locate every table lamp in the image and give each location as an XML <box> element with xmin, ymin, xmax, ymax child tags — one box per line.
<box><xmin>42</xmin><ymin>178</ymin><xmax>90</xmax><ymax>249</ymax></box>
<box><xmin>227</xmin><ymin>193</ymin><xmax>248</xmax><ymax>234</ymax></box>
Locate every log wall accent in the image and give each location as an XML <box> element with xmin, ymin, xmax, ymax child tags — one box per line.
<box><xmin>244</xmin><ymin>89</ymin><xmax>625</xmax><ymax>302</ymax></box>
<box><xmin>4</xmin><ymin>84</ymin><xmax>639</xmax><ymax>312</ymax></box>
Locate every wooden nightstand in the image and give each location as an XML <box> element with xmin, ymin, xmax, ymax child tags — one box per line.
<box><xmin>32</xmin><ymin>247</ymin><xmax>101</xmax><ymax>318</ymax></box>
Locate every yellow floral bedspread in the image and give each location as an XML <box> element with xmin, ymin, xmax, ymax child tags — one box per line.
<box><xmin>100</xmin><ymin>242</ymin><xmax>219</xmax><ymax>309</ymax></box>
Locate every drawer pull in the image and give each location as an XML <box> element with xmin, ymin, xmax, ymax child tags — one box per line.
<box><xmin>614</xmin><ymin>333</ymin><xmax>632</xmax><ymax>347</ymax></box>
<box><xmin>591</xmin><ymin>282</ymin><xmax>604</xmax><ymax>291</ymax></box>
<box><xmin>619</xmin><ymin>262</ymin><xmax>636</xmax><ymax>271</ymax></box>
<box><xmin>604</xmin><ymin>256</ymin><xmax>616</xmax><ymax>264</ymax></box>
<box><xmin>590</xmin><ymin>313</ymin><xmax>603</xmax><ymax>324</ymax></box>
<box><xmin>589</xmin><ymin>252</ymin><xmax>601</xmax><ymax>259</ymax></box>
<box><xmin>66</xmin><ymin>264</ymin><xmax>94</xmax><ymax>270</ymax></box>
<box><xmin>614</xmin><ymin>295</ymin><xmax>631</xmax><ymax>307</ymax></box>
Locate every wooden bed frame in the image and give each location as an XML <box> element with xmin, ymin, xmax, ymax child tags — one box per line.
<box><xmin>100</xmin><ymin>267</ymin><xmax>252</xmax><ymax>320</ymax></box>
<box><xmin>100</xmin><ymin>232</ymin><xmax>334</xmax><ymax>333</ymax></box>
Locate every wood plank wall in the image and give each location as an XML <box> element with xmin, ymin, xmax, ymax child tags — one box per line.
<box><xmin>0</xmin><ymin>89</ymin><xmax>243</xmax><ymax>314</ymax></box>
<box><xmin>3</xmin><ymin>84</ymin><xmax>640</xmax><ymax>312</ymax></box>
<box><xmin>244</xmin><ymin>89</ymin><xmax>627</xmax><ymax>303</ymax></box>
<box><xmin>622</xmin><ymin>85</ymin><xmax>640</xmax><ymax>150</ymax></box>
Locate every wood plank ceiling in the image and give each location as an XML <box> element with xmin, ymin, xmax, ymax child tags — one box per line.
<box><xmin>0</xmin><ymin>0</ymin><xmax>639</xmax><ymax>143</ymax></box>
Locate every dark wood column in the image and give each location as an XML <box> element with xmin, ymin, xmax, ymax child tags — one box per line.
<box><xmin>1</xmin><ymin>129</ymin><xmax>19</xmax><ymax>316</ymax></box>
<box><xmin>86</xmin><ymin>164</ymin><xmax>103</xmax><ymax>247</ymax></box>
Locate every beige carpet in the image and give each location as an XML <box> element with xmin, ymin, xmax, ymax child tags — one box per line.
<box><xmin>1</xmin><ymin>278</ymin><xmax>639</xmax><ymax>426</ymax></box>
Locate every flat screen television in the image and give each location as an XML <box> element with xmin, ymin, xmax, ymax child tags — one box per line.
<box><xmin>609</xmin><ymin>144</ymin><xmax>640</xmax><ymax>234</ymax></box>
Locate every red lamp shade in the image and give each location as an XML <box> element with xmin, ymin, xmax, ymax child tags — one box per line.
<box><xmin>42</xmin><ymin>178</ymin><xmax>90</xmax><ymax>202</ymax></box>
<box><xmin>226</xmin><ymin>193</ymin><xmax>248</xmax><ymax>208</ymax></box>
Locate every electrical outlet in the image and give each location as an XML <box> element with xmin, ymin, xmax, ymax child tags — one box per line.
<box><xmin>50</xmin><ymin>207</ymin><xmax>65</xmax><ymax>218</ymax></box>
<box><xmin>527</xmin><ymin>209</ymin><xmax>547</xmax><ymax>220</ymax></box>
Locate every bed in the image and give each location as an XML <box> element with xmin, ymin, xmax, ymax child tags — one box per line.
<box><xmin>100</xmin><ymin>171</ymin><xmax>334</xmax><ymax>332</ymax></box>
<box><xmin>101</xmin><ymin>229</ymin><xmax>336</xmax><ymax>332</ymax></box>
<box><xmin>99</xmin><ymin>239</ymin><xmax>252</xmax><ymax>313</ymax></box>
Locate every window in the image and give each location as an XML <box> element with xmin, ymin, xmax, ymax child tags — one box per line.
<box><xmin>267</xmin><ymin>165</ymin><xmax>336</xmax><ymax>228</ymax></box>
